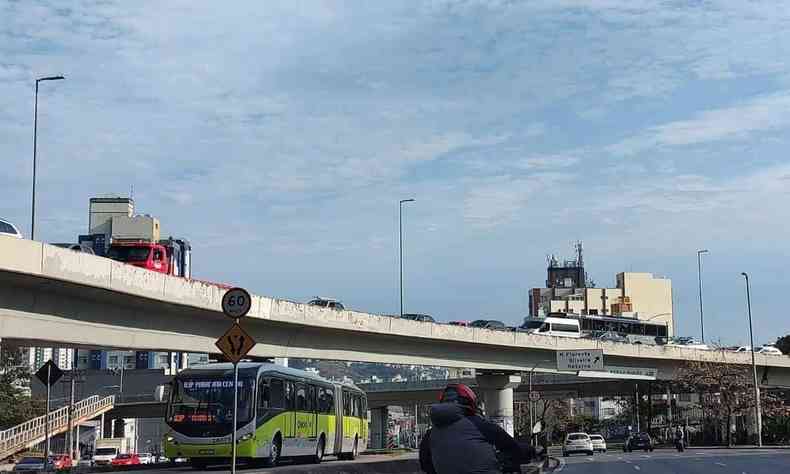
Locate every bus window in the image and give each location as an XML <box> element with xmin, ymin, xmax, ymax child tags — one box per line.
<box><xmin>353</xmin><ymin>395</ymin><xmax>361</xmax><ymax>417</ymax></box>
<box><xmin>343</xmin><ymin>391</ymin><xmax>351</xmax><ymax>416</ymax></box>
<box><xmin>539</xmin><ymin>323</ymin><xmax>550</xmax><ymax>332</ymax></box>
<box><xmin>296</xmin><ymin>383</ymin><xmax>307</xmax><ymax>411</ymax></box>
<box><xmin>270</xmin><ymin>379</ymin><xmax>285</xmax><ymax>409</ymax></box>
<box><xmin>307</xmin><ymin>385</ymin><xmax>316</xmax><ymax>413</ymax></box>
<box><xmin>325</xmin><ymin>387</ymin><xmax>335</xmax><ymax>415</ymax></box>
<box><xmin>285</xmin><ymin>381</ymin><xmax>295</xmax><ymax>410</ymax></box>
<box><xmin>258</xmin><ymin>379</ymin><xmax>270</xmax><ymax>409</ymax></box>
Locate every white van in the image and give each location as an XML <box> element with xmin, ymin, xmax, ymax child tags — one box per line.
<box><xmin>532</xmin><ymin>317</ymin><xmax>581</xmax><ymax>338</ymax></box>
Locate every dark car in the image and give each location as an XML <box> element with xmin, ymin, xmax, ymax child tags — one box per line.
<box><xmin>401</xmin><ymin>313</ymin><xmax>435</xmax><ymax>323</ymax></box>
<box><xmin>625</xmin><ymin>432</ymin><xmax>654</xmax><ymax>452</ymax></box>
<box><xmin>51</xmin><ymin>243</ymin><xmax>96</xmax><ymax>254</ymax></box>
<box><xmin>471</xmin><ymin>319</ymin><xmax>508</xmax><ymax>330</ymax></box>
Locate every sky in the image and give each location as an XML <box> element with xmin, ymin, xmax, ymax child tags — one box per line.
<box><xmin>1</xmin><ymin>1</ymin><xmax>789</xmax><ymax>347</ymax></box>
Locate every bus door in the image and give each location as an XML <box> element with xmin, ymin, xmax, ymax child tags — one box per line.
<box><xmin>282</xmin><ymin>381</ymin><xmax>296</xmax><ymax>453</ymax></box>
<box><xmin>308</xmin><ymin>385</ymin><xmax>318</xmax><ymax>439</ymax></box>
<box><xmin>333</xmin><ymin>385</ymin><xmax>344</xmax><ymax>454</ymax></box>
<box><xmin>294</xmin><ymin>383</ymin><xmax>315</xmax><ymax>454</ymax></box>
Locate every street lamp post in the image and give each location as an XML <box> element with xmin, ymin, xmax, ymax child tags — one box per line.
<box><xmin>31</xmin><ymin>75</ymin><xmax>65</xmax><ymax>241</ymax></box>
<box><xmin>697</xmin><ymin>250</ymin><xmax>708</xmax><ymax>342</ymax></box>
<box><xmin>741</xmin><ymin>272</ymin><xmax>763</xmax><ymax>447</ymax></box>
<box><xmin>399</xmin><ymin>199</ymin><xmax>415</xmax><ymax>318</ymax></box>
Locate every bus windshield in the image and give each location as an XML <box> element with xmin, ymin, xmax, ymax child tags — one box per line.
<box><xmin>167</xmin><ymin>377</ymin><xmax>254</xmax><ymax>436</ymax></box>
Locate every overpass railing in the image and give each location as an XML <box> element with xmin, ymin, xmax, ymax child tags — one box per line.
<box><xmin>0</xmin><ymin>395</ymin><xmax>115</xmax><ymax>461</ymax></box>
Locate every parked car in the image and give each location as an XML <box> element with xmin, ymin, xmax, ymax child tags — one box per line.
<box><xmin>51</xmin><ymin>243</ymin><xmax>96</xmax><ymax>254</ymax></box>
<box><xmin>111</xmin><ymin>453</ymin><xmax>141</xmax><ymax>466</ymax></box>
<box><xmin>470</xmin><ymin>319</ymin><xmax>508</xmax><ymax>330</ymax></box>
<box><xmin>49</xmin><ymin>455</ymin><xmax>72</xmax><ymax>470</ymax></box>
<box><xmin>0</xmin><ymin>218</ymin><xmax>23</xmax><ymax>239</ymax></box>
<box><xmin>78</xmin><ymin>455</ymin><xmax>94</xmax><ymax>467</ymax></box>
<box><xmin>13</xmin><ymin>457</ymin><xmax>45</xmax><ymax>472</ymax></box>
<box><xmin>401</xmin><ymin>313</ymin><xmax>436</xmax><ymax>323</ymax></box>
<box><xmin>757</xmin><ymin>346</ymin><xmax>783</xmax><ymax>356</ymax></box>
<box><xmin>625</xmin><ymin>432</ymin><xmax>654</xmax><ymax>452</ymax></box>
<box><xmin>563</xmin><ymin>432</ymin><xmax>594</xmax><ymax>457</ymax></box>
<box><xmin>307</xmin><ymin>297</ymin><xmax>345</xmax><ymax>310</ymax></box>
<box><xmin>137</xmin><ymin>453</ymin><xmax>154</xmax><ymax>465</ymax></box>
<box><xmin>589</xmin><ymin>434</ymin><xmax>607</xmax><ymax>452</ymax></box>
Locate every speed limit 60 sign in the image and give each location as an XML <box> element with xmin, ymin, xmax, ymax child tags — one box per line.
<box><xmin>222</xmin><ymin>287</ymin><xmax>252</xmax><ymax>319</ymax></box>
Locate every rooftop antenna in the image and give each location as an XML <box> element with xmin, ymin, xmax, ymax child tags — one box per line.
<box><xmin>130</xmin><ymin>183</ymin><xmax>134</xmax><ymax>201</ymax></box>
<box><xmin>575</xmin><ymin>240</ymin><xmax>584</xmax><ymax>267</ymax></box>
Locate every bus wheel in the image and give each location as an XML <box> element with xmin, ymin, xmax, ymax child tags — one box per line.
<box><xmin>266</xmin><ymin>435</ymin><xmax>282</xmax><ymax>467</ymax></box>
<box><xmin>312</xmin><ymin>436</ymin><xmax>325</xmax><ymax>464</ymax></box>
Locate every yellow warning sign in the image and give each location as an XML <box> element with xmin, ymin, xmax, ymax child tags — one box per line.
<box><xmin>215</xmin><ymin>323</ymin><xmax>256</xmax><ymax>364</ymax></box>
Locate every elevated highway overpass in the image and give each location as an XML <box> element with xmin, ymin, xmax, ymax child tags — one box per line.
<box><xmin>2</xmin><ymin>237</ymin><xmax>789</xmax><ymax>383</ymax></box>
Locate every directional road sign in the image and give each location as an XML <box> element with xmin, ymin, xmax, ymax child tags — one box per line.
<box><xmin>557</xmin><ymin>349</ymin><xmax>604</xmax><ymax>371</ymax></box>
<box><xmin>35</xmin><ymin>360</ymin><xmax>63</xmax><ymax>386</ymax></box>
<box><xmin>216</xmin><ymin>323</ymin><xmax>256</xmax><ymax>363</ymax></box>
<box><xmin>222</xmin><ymin>287</ymin><xmax>252</xmax><ymax>320</ymax></box>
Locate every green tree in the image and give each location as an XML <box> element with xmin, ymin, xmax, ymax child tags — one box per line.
<box><xmin>0</xmin><ymin>344</ymin><xmax>44</xmax><ymax>430</ymax></box>
<box><xmin>775</xmin><ymin>335</ymin><xmax>790</xmax><ymax>355</ymax></box>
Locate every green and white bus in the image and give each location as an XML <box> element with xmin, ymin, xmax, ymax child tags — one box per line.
<box><xmin>163</xmin><ymin>363</ymin><xmax>368</xmax><ymax>468</ymax></box>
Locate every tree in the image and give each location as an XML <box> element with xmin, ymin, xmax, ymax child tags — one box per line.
<box><xmin>0</xmin><ymin>343</ymin><xmax>44</xmax><ymax>430</ymax></box>
<box><xmin>675</xmin><ymin>359</ymin><xmax>786</xmax><ymax>446</ymax></box>
<box><xmin>775</xmin><ymin>335</ymin><xmax>790</xmax><ymax>355</ymax></box>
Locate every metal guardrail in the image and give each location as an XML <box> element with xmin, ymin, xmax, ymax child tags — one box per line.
<box><xmin>0</xmin><ymin>395</ymin><xmax>115</xmax><ymax>461</ymax></box>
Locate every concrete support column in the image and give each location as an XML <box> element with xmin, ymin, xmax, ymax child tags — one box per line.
<box><xmin>368</xmin><ymin>407</ymin><xmax>388</xmax><ymax>450</ymax></box>
<box><xmin>476</xmin><ymin>374</ymin><xmax>521</xmax><ymax>437</ymax></box>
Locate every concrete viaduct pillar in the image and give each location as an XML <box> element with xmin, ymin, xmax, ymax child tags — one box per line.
<box><xmin>476</xmin><ymin>374</ymin><xmax>521</xmax><ymax>436</ymax></box>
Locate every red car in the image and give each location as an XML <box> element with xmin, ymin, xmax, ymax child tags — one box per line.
<box><xmin>49</xmin><ymin>455</ymin><xmax>72</xmax><ymax>470</ymax></box>
<box><xmin>111</xmin><ymin>454</ymin><xmax>140</xmax><ymax>466</ymax></box>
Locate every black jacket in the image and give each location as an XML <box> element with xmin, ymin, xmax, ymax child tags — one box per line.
<box><xmin>419</xmin><ymin>403</ymin><xmax>524</xmax><ymax>474</ymax></box>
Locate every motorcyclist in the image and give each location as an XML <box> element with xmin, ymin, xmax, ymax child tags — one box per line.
<box><xmin>419</xmin><ymin>383</ymin><xmax>524</xmax><ymax>474</ymax></box>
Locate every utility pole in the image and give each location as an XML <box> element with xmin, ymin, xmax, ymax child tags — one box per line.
<box><xmin>31</xmin><ymin>75</ymin><xmax>65</xmax><ymax>240</ymax></box>
<box><xmin>741</xmin><ymin>272</ymin><xmax>763</xmax><ymax>447</ymax></box>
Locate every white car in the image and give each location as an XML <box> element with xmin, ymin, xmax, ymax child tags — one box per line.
<box><xmin>733</xmin><ymin>346</ymin><xmax>752</xmax><ymax>353</ymax></box>
<box><xmin>590</xmin><ymin>434</ymin><xmax>607</xmax><ymax>452</ymax></box>
<box><xmin>563</xmin><ymin>432</ymin><xmax>594</xmax><ymax>457</ymax></box>
<box><xmin>757</xmin><ymin>346</ymin><xmax>783</xmax><ymax>356</ymax></box>
<box><xmin>137</xmin><ymin>453</ymin><xmax>153</xmax><ymax>465</ymax></box>
<box><xmin>0</xmin><ymin>218</ymin><xmax>22</xmax><ymax>239</ymax></box>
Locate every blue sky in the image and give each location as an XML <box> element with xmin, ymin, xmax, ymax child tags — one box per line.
<box><xmin>2</xmin><ymin>1</ymin><xmax>789</xmax><ymax>346</ymax></box>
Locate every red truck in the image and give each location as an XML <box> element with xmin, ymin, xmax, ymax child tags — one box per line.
<box><xmin>106</xmin><ymin>237</ymin><xmax>191</xmax><ymax>278</ymax></box>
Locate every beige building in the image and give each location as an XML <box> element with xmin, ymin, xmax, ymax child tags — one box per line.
<box><xmin>530</xmin><ymin>272</ymin><xmax>674</xmax><ymax>336</ymax></box>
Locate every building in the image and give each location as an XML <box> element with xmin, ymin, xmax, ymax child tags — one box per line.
<box><xmin>528</xmin><ymin>245</ymin><xmax>674</xmax><ymax>336</ymax></box>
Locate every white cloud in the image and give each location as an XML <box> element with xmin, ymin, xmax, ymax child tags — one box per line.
<box><xmin>609</xmin><ymin>91</ymin><xmax>790</xmax><ymax>156</ymax></box>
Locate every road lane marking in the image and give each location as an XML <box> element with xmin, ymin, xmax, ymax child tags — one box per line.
<box><xmin>634</xmin><ymin>466</ymin><xmax>641</xmax><ymax>471</ymax></box>
<box><xmin>715</xmin><ymin>462</ymin><xmax>727</xmax><ymax>467</ymax></box>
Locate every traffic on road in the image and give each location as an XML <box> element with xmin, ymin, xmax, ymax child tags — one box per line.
<box><xmin>555</xmin><ymin>448</ymin><xmax>790</xmax><ymax>473</ymax></box>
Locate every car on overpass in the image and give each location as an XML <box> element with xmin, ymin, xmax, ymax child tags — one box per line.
<box><xmin>757</xmin><ymin>345</ymin><xmax>783</xmax><ymax>356</ymax></box>
<box><xmin>0</xmin><ymin>218</ymin><xmax>22</xmax><ymax>239</ymax></box>
<box><xmin>307</xmin><ymin>297</ymin><xmax>345</xmax><ymax>310</ymax></box>
<box><xmin>402</xmin><ymin>313</ymin><xmax>436</xmax><ymax>323</ymax></box>
<box><xmin>51</xmin><ymin>243</ymin><xmax>96</xmax><ymax>254</ymax></box>
<box><xmin>470</xmin><ymin>319</ymin><xmax>508</xmax><ymax>330</ymax></box>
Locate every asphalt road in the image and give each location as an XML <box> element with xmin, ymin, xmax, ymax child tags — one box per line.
<box><xmin>555</xmin><ymin>448</ymin><xmax>790</xmax><ymax>474</ymax></box>
<box><xmin>114</xmin><ymin>453</ymin><xmax>418</xmax><ymax>474</ymax></box>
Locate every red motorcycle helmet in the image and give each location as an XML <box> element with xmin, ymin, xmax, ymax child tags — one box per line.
<box><xmin>439</xmin><ymin>383</ymin><xmax>479</xmax><ymax>415</ymax></box>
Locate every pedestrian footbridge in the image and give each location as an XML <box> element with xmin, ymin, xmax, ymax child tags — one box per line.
<box><xmin>0</xmin><ymin>395</ymin><xmax>115</xmax><ymax>461</ymax></box>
